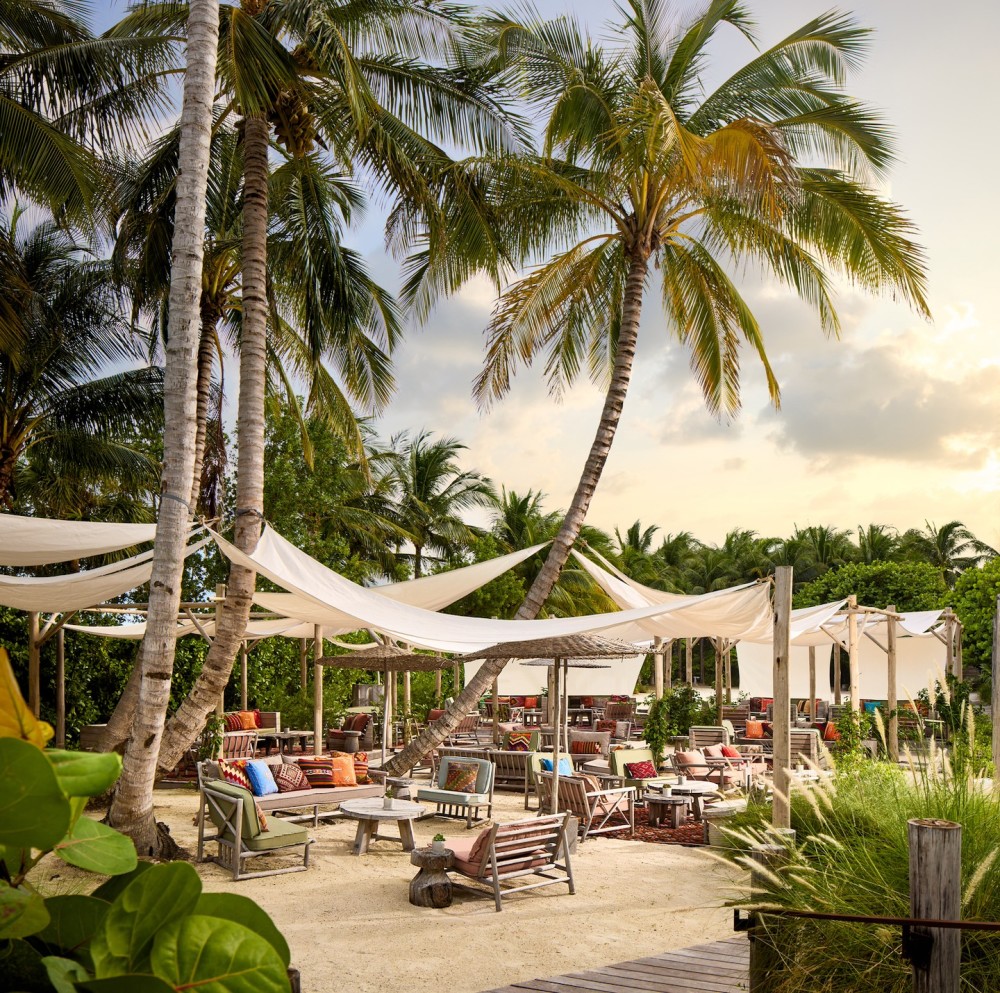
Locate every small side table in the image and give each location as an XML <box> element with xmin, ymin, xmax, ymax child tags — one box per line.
<box><xmin>646</xmin><ymin>794</ymin><xmax>690</xmax><ymax>828</ymax></box>
<box><xmin>409</xmin><ymin>847</ymin><xmax>453</xmax><ymax>908</ymax></box>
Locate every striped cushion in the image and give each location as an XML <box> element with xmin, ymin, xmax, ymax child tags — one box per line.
<box><xmin>353</xmin><ymin>751</ymin><xmax>369</xmax><ymax>784</ymax></box>
<box><xmin>219</xmin><ymin>759</ymin><xmax>251</xmax><ymax>791</ymax></box>
<box><xmin>443</xmin><ymin>762</ymin><xmax>479</xmax><ymax>793</ymax></box>
<box><xmin>223</xmin><ymin>712</ymin><xmax>243</xmax><ymax>733</ymax></box>
<box><xmin>255</xmin><ymin>800</ymin><xmax>268</xmax><ymax>831</ymax></box>
<box><xmin>327</xmin><ymin>751</ymin><xmax>357</xmax><ymax>787</ymax></box>
<box><xmin>273</xmin><ymin>762</ymin><xmax>310</xmax><ymax>793</ymax></box>
<box><xmin>297</xmin><ymin>757</ymin><xmax>336</xmax><ymax>788</ymax></box>
<box><xmin>570</xmin><ymin>740</ymin><xmax>601</xmax><ymax>755</ymax></box>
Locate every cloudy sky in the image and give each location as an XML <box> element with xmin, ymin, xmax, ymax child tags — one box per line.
<box><xmin>95</xmin><ymin>0</ymin><xmax>1000</xmax><ymax>548</ymax></box>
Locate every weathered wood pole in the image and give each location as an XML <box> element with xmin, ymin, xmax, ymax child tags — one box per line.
<box><xmin>28</xmin><ymin>610</ymin><xmax>40</xmax><ymax>716</ymax></box>
<box><xmin>748</xmin><ymin>842</ymin><xmax>791</xmax><ymax>992</ymax></box>
<box><xmin>239</xmin><ymin>642</ymin><xmax>248</xmax><ymax>711</ymax></box>
<box><xmin>403</xmin><ymin>670</ymin><xmax>412</xmax><ymax>717</ymax></box>
<box><xmin>714</xmin><ymin>638</ymin><xmax>724</xmax><ymax>721</ymax></box>
<box><xmin>723</xmin><ymin>641</ymin><xmax>732</xmax><ymax>705</ymax></box>
<box><xmin>299</xmin><ymin>638</ymin><xmax>308</xmax><ymax>690</ymax></box>
<box><xmin>550</xmin><ymin>659</ymin><xmax>562</xmax><ymax>814</ymax></box>
<box><xmin>312</xmin><ymin>625</ymin><xmax>323</xmax><ymax>755</ymax></box>
<box><xmin>653</xmin><ymin>636</ymin><xmax>664</xmax><ymax>698</ymax></box>
<box><xmin>434</xmin><ymin>656</ymin><xmax>442</xmax><ymax>700</ymax></box>
<box><xmin>213</xmin><ymin>584</ymin><xmax>226</xmax><ymax>717</ymax></box>
<box><xmin>491</xmin><ymin>677</ymin><xmax>500</xmax><ymax>745</ymax></box>
<box><xmin>944</xmin><ymin>609</ymin><xmax>957</xmax><ymax>680</ymax></box>
<box><xmin>663</xmin><ymin>638</ymin><xmax>672</xmax><ymax>689</ymax></box>
<box><xmin>908</xmin><ymin>818</ymin><xmax>961</xmax><ymax>993</ymax></box>
<box><xmin>772</xmin><ymin>566</ymin><xmax>793</xmax><ymax>830</ymax></box>
<box><xmin>56</xmin><ymin>628</ymin><xmax>65</xmax><ymax>748</ymax></box>
<box><xmin>452</xmin><ymin>662</ymin><xmax>461</xmax><ymax>697</ymax></box>
<box><xmin>847</xmin><ymin>595</ymin><xmax>860</xmax><ymax>711</ymax></box>
<box><xmin>833</xmin><ymin>642</ymin><xmax>842</xmax><ymax>705</ymax></box>
<box><xmin>887</xmin><ymin>604</ymin><xmax>899</xmax><ymax>763</ymax></box>
<box><xmin>807</xmin><ymin>647</ymin><xmax>816</xmax><ymax>722</ymax></box>
<box><xmin>992</xmin><ymin>596</ymin><xmax>1000</xmax><ymax>776</ymax></box>
<box><xmin>685</xmin><ymin>638</ymin><xmax>694</xmax><ymax>684</ymax></box>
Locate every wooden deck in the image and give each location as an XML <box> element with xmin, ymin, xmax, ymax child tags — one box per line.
<box><xmin>482</xmin><ymin>937</ymin><xmax>749</xmax><ymax>993</ymax></box>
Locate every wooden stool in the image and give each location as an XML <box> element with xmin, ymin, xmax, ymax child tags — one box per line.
<box><xmin>646</xmin><ymin>795</ymin><xmax>689</xmax><ymax>829</ymax></box>
<box><xmin>409</xmin><ymin>848</ymin><xmax>453</xmax><ymax>908</ymax></box>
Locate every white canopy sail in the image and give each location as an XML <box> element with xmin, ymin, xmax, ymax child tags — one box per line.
<box><xmin>0</xmin><ymin>514</ymin><xmax>158</xmax><ymax>566</ymax></box>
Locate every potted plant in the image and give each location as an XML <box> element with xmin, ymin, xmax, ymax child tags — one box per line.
<box><xmin>383</xmin><ymin>785</ymin><xmax>395</xmax><ymax>810</ymax></box>
<box><xmin>431</xmin><ymin>833</ymin><xmax>447</xmax><ymax>853</ymax></box>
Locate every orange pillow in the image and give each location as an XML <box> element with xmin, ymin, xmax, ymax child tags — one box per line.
<box><xmin>237</xmin><ymin>710</ymin><xmax>258</xmax><ymax>731</ymax></box>
<box><xmin>744</xmin><ymin>720</ymin><xmax>764</xmax><ymax>739</ymax></box>
<box><xmin>328</xmin><ymin>751</ymin><xmax>358</xmax><ymax>787</ymax></box>
<box><xmin>823</xmin><ymin>721</ymin><xmax>841</xmax><ymax>742</ymax></box>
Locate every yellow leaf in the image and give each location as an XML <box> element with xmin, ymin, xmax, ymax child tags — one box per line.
<box><xmin>0</xmin><ymin>647</ymin><xmax>54</xmax><ymax>748</ymax></box>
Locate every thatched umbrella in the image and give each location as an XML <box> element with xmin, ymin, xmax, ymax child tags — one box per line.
<box><xmin>317</xmin><ymin>644</ymin><xmax>452</xmax><ymax>760</ymax></box>
<box><xmin>460</xmin><ymin>634</ymin><xmax>637</xmax><ymax>814</ymax></box>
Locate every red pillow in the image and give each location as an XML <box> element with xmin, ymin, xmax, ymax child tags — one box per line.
<box><xmin>824</xmin><ymin>721</ymin><xmax>841</xmax><ymax>742</ymax></box>
<box><xmin>721</xmin><ymin>745</ymin><xmax>742</xmax><ymax>759</ymax></box>
<box><xmin>624</xmin><ymin>760</ymin><xmax>657</xmax><ymax>779</ymax></box>
<box><xmin>570</xmin><ymin>740</ymin><xmax>601</xmax><ymax>755</ymax></box>
<box><xmin>273</xmin><ymin>762</ymin><xmax>310</xmax><ymax>793</ymax></box>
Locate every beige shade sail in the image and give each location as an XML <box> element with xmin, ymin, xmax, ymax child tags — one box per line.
<box><xmin>0</xmin><ymin>513</ymin><xmax>159</xmax><ymax>566</ymax></box>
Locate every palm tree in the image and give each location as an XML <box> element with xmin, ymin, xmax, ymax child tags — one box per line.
<box><xmin>0</xmin><ymin>207</ymin><xmax>161</xmax><ymax>510</ymax></box>
<box><xmin>795</xmin><ymin>524</ymin><xmax>853</xmax><ymax>579</ymax></box>
<box><xmin>856</xmin><ymin>523</ymin><xmax>899</xmax><ymax>565</ymax></box>
<box><xmin>108</xmin><ymin>0</ymin><xmax>221</xmax><ymax>854</ymax></box>
<box><xmin>614</xmin><ymin>520</ymin><xmax>667</xmax><ymax>587</ymax></box>
<box><xmin>900</xmin><ymin>520</ymin><xmax>997</xmax><ymax>586</ymax></box>
<box><xmin>389</xmin><ymin>429</ymin><xmax>497</xmax><ymax>577</ymax></box>
<box><xmin>386</xmin><ymin>0</ymin><xmax>929</xmax><ymax>773</ymax></box>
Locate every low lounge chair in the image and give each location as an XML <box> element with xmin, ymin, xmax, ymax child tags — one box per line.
<box><xmin>535</xmin><ymin>771</ymin><xmax>635</xmax><ymax>841</ymax></box>
<box><xmin>416</xmin><ymin>755</ymin><xmax>495</xmax><ymax>827</ymax></box>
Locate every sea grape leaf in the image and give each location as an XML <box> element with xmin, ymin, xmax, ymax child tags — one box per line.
<box><xmin>0</xmin><ymin>937</ymin><xmax>48</xmax><ymax>992</ymax></box>
<box><xmin>54</xmin><ymin>816</ymin><xmax>137</xmax><ymax>875</ymax></box>
<box><xmin>48</xmin><ymin>750</ymin><xmax>122</xmax><ymax>798</ymax></box>
<box><xmin>0</xmin><ymin>738</ymin><xmax>69</xmax><ymax>850</ymax></box>
<box><xmin>90</xmin><ymin>861</ymin><xmax>153</xmax><ymax>903</ymax></box>
<box><xmin>0</xmin><ymin>648</ymin><xmax>53</xmax><ymax>748</ymax></box>
<box><xmin>90</xmin><ymin>862</ymin><xmax>201</xmax><ymax>977</ymax></box>
<box><xmin>34</xmin><ymin>894</ymin><xmax>108</xmax><ymax>958</ymax></box>
<box><xmin>195</xmin><ymin>892</ymin><xmax>291</xmax><ymax>967</ymax></box>
<box><xmin>0</xmin><ymin>880</ymin><xmax>50</xmax><ymax>939</ymax></box>
<box><xmin>151</xmin><ymin>915</ymin><xmax>290</xmax><ymax>993</ymax></box>
<box><xmin>41</xmin><ymin>954</ymin><xmax>91</xmax><ymax>993</ymax></box>
<box><xmin>80</xmin><ymin>976</ymin><xmax>175</xmax><ymax>993</ymax></box>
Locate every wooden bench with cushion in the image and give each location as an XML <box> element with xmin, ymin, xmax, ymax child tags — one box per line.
<box><xmin>417</xmin><ymin>755</ymin><xmax>495</xmax><ymax>827</ymax></box>
<box><xmin>446</xmin><ymin>813</ymin><xmax>575</xmax><ymax>911</ymax></box>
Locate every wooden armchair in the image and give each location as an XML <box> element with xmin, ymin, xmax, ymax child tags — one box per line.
<box><xmin>535</xmin><ymin>771</ymin><xmax>635</xmax><ymax>841</ymax></box>
<box><xmin>416</xmin><ymin>755</ymin><xmax>495</xmax><ymax>827</ymax></box>
<box><xmin>445</xmin><ymin>814</ymin><xmax>575</xmax><ymax>911</ymax></box>
<box><xmin>688</xmin><ymin>726</ymin><xmax>730</xmax><ymax>749</ymax></box>
<box><xmin>221</xmin><ymin>730</ymin><xmax>257</xmax><ymax>760</ymax></box>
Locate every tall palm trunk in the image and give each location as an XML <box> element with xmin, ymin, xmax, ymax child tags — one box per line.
<box><xmin>107</xmin><ymin>0</ymin><xmax>220</xmax><ymax>853</ymax></box>
<box><xmin>156</xmin><ymin>112</ymin><xmax>269</xmax><ymax>770</ymax></box>
<box><xmin>386</xmin><ymin>253</ymin><xmax>649</xmax><ymax>775</ymax></box>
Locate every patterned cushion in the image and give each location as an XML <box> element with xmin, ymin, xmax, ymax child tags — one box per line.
<box><xmin>353</xmin><ymin>751</ymin><xmax>369</xmax><ymax>784</ymax></box>
<box><xmin>223</xmin><ymin>712</ymin><xmax>243</xmax><ymax>733</ymax></box>
<box><xmin>443</xmin><ymin>761</ymin><xmax>479</xmax><ymax>793</ymax></box>
<box><xmin>244</xmin><ymin>759</ymin><xmax>280</xmax><ymax>797</ymax></box>
<box><xmin>273</xmin><ymin>763</ymin><xmax>311</xmax><ymax>793</ymax></box>
<box><xmin>523</xmin><ymin>697</ymin><xmax>538</xmax><ymax>709</ymax></box>
<box><xmin>506</xmin><ymin>731</ymin><xmax>533</xmax><ymax>752</ymax></box>
<box><xmin>595</xmin><ymin>719</ymin><xmax>617</xmax><ymax>734</ymax></box>
<box><xmin>236</xmin><ymin>710</ymin><xmax>258</xmax><ymax>731</ymax></box>
<box><xmin>540</xmin><ymin>757</ymin><xmax>573</xmax><ymax>776</ymax></box>
<box><xmin>570</xmin><ymin>739</ymin><xmax>601</xmax><ymax>755</ymax></box>
<box><xmin>744</xmin><ymin>720</ymin><xmax>765</xmax><ymax>739</ymax></box>
<box><xmin>254</xmin><ymin>800</ymin><xmax>268</xmax><ymax>831</ymax></box>
<box><xmin>624</xmin><ymin>760</ymin><xmax>657</xmax><ymax>780</ymax></box>
<box><xmin>328</xmin><ymin>752</ymin><xmax>357</xmax><ymax>787</ymax></box>
<box><xmin>218</xmin><ymin>759</ymin><xmax>251</xmax><ymax>791</ymax></box>
<box><xmin>297</xmin><ymin>757</ymin><xmax>336</xmax><ymax>788</ymax></box>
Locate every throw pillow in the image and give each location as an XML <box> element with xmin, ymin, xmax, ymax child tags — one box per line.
<box><xmin>467</xmin><ymin>826</ymin><xmax>492</xmax><ymax>865</ymax></box>
<box><xmin>252</xmin><ymin>708</ymin><xmax>262</xmax><ymax>728</ymax></box>
<box><xmin>443</xmin><ymin>761</ymin><xmax>479</xmax><ymax>793</ymax></box>
<box><xmin>569</xmin><ymin>739</ymin><xmax>601</xmax><ymax>755</ymax></box>
<box><xmin>236</xmin><ymin>710</ymin><xmax>257</xmax><ymax>731</ymax></box>
<box><xmin>353</xmin><ymin>751</ymin><xmax>369</xmax><ymax>784</ymax></box>
<box><xmin>703</xmin><ymin>743</ymin><xmax>724</xmax><ymax>758</ymax></box>
<box><xmin>624</xmin><ymin>759</ymin><xmax>657</xmax><ymax>780</ymax></box>
<box><xmin>506</xmin><ymin>730</ymin><xmax>533</xmax><ymax>752</ymax></box>
<box><xmin>539</xmin><ymin>757</ymin><xmax>573</xmax><ymax>776</ymax></box>
<box><xmin>254</xmin><ymin>800</ymin><xmax>268</xmax><ymax>832</ymax></box>
<box><xmin>297</xmin><ymin>757</ymin><xmax>336</xmax><ymax>788</ymax></box>
<box><xmin>244</xmin><ymin>760</ymin><xmax>280</xmax><ymax>797</ymax></box>
<box><xmin>744</xmin><ymin>719</ymin><xmax>764</xmax><ymax>739</ymax></box>
<box><xmin>721</xmin><ymin>745</ymin><xmax>742</xmax><ymax>759</ymax></box>
<box><xmin>218</xmin><ymin>759</ymin><xmax>252</xmax><ymax>791</ymax></box>
<box><xmin>595</xmin><ymin>719</ymin><xmax>617</xmax><ymax>734</ymax></box>
<box><xmin>578</xmin><ymin>772</ymin><xmax>602</xmax><ymax>794</ymax></box>
<box><xmin>273</xmin><ymin>762</ymin><xmax>310</xmax><ymax>793</ymax></box>
<box><xmin>223</xmin><ymin>712</ymin><xmax>243</xmax><ymax>733</ymax></box>
<box><xmin>329</xmin><ymin>752</ymin><xmax>357</xmax><ymax>787</ymax></box>
<box><xmin>823</xmin><ymin>721</ymin><xmax>841</xmax><ymax>742</ymax></box>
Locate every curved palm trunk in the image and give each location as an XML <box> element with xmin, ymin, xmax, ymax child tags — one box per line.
<box><xmin>107</xmin><ymin>0</ymin><xmax>220</xmax><ymax>853</ymax></box>
<box><xmin>157</xmin><ymin>112</ymin><xmax>270</xmax><ymax>770</ymax></box>
<box><xmin>386</xmin><ymin>254</ymin><xmax>649</xmax><ymax>775</ymax></box>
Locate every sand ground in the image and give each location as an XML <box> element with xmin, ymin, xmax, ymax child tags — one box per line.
<box><xmin>43</xmin><ymin>785</ymin><xmax>747</xmax><ymax>993</ymax></box>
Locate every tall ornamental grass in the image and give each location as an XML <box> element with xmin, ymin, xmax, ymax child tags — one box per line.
<box><xmin>722</xmin><ymin>707</ymin><xmax>1000</xmax><ymax>992</ymax></box>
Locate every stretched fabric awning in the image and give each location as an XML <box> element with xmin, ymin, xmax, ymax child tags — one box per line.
<box><xmin>211</xmin><ymin>525</ymin><xmax>775</xmax><ymax>653</ymax></box>
<box><xmin>0</xmin><ymin>535</ymin><xmax>210</xmax><ymax>612</ymax></box>
<box><xmin>254</xmin><ymin>542</ymin><xmax>546</xmax><ymax>618</ymax></box>
<box><xmin>0</xmin><ymin>514</ymin><xmax>158</xmax><ymax>566</ymax></box>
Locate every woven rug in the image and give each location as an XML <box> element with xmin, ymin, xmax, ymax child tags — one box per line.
<box><xmin>602</xmin><ymin>806</ymin><xmax>707</xmax><ymax>847</ymax></box>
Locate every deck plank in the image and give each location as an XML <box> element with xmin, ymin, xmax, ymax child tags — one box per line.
<box><xmin>480</xmin><ymin>938</ymin><xmax>749</xmax><ymax>993</ymax></box>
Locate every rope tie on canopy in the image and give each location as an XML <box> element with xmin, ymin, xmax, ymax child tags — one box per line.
<box><xmin>160</xmin><ymin>491</ymin><xmax>192</xmax><ymax>511</ymax></box>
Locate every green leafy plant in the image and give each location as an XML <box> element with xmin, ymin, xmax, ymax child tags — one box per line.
<box><xmin>830</xmin><ymin>706</ymin><xmax>873</xmax><ymax>761</ymax></box>
<box><xmin>0</xmin><ymin>649</ymin><xmax>293</xmax><ymax>992</ymax></box>
<box><xmin>432</xmin><ymin>833</ymin><xmax>445</xmax><ymax>843</ymax></box>
<box><xmin>195</xmin><ymin>712</ymin><xmax>225</xmax><ymax>762</ymax></box>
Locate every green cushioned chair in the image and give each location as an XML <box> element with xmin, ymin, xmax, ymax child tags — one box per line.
<box><xmin>198</xmin><ymin>779</ymin><xmax>312</xmax><ymax>880</ymax></box>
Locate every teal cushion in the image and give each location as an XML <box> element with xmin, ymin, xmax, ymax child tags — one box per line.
<box><xmin>540</xmin><ymin>757</ymin><xmax>573</xmax><ymax>776</ymax></box>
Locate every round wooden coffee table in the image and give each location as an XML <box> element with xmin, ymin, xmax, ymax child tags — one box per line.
<box><xmin>645</xmin><ymin>792</ymin><xmax>690</xmax><ymax>828</ymax></box>
<box><xmin>669</xmin><ymin>781</ymin><xmax>718</xmax><ymax>820</ymax></box>
<box><xmin>339</xmin><ymin>798</ymin><xmax>425</xmax><ymax>855</ymax></box>
<box><xmin>409</xmin><ymin>847</ymin><xmax>454</xmax><ymax>907</ymax></box>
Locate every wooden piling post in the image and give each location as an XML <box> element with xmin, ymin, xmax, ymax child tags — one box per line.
<box><xmin>299</xmin><ymin>638</ymin><xmax>308</xmax><ymax>690</ymax></box>
<box><xmin>239</xmin><ymin>642</ymin><xmax>248</xmax><ymax>711</ymax></box>
<box><xmin>772</xmin><ymin>566</ymin><xmax>793</xmax><ymax>830</ymax></box>
<box><xmin>663</xmin><ymin>638</ymin><xmax>672</xmax><ymax>689</ymax></box>
<box><xmin>714</xmin><ymin>638</ymin><xmax>724</xmax><ymax>721</ymax></box>
<box><xmin>313</xmin><ymin>625</ymin><xmax>323</xmax><ymax>755</ymax></box>
<box><xmin>28</xmin><ymin>611</ymin><xmax>40</xmax><ymax>717</ymax></box>
<box><xmin>807</xmin><ymin>647</ymin><xmax>816</xmax><ymax>723</ymax></box>
<box><xmin>833</xmin><ymin>643</ymin><xmax>842</xmax><ymax>706</ymax></box>
<box><xmin>685</xmin><ymin>638</ymin><xmax>693</xmax><ymax>684</ymax></box>
<box><xmin>653</xmin><ymin>636</ymin><xmax>664</xmax><ymax>698</ymax></box>
<box><xmin>491</xmin><ymin>677</ymin><xmax>500</xmax><ymax>745</ymax></box>
<box><xmin>748</xmin><ymin>842</ymin><xmax>791</xmax><ymax>992</ymax></box>
<box><xmin>847</xmin><ymin>595</ymin><xmax>860</xmax><ymax>711</ymax></box>
<box><xmin>723</xmin><ymin>641</ymin><xmax>732</xmax><ymax>705</ymax></box>
<box><xmin>56</xmin><ymin>628</ymin><xmax>65</xmax><ymax>748</ymax></box>
<box><xmin>887</xmin><ymin>604</ymin><xmax>899</xmax><ymax>763</ymax></box>
<box><xmin>908</xmin><ymin>818</ymin><xmax>961</xmax><ymax>993</ymax></box>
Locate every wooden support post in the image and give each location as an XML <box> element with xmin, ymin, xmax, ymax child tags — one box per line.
<box><xmin>887</xmin><ymin>604</ymin><xmax>899</xmax><ymax>764</ymax></box>
<box><xmin>403</xmin><ymin>669</ymin><xmax>412</xmax><ymax>716</ymax></box>
<box><xmin>313</xmin><ymin>625</ymin><xmax>323</xmax><ymax>756</ymax></box>
<box><xmin>748</xmin><ymin>842</ymin><xmax>791</xmax><ymax>992</ymax></box>
<box><xmin>389</xmin><ymin>671</ymin><xmax>398</xmax><ymax>744</ymax></box>
<box><xmin>943</xmin><ymin>609</ymin><xmax>956</xmax><ymax>680</ymax></box>
<box><xmin>56</xmin><ymin>628</ymin><xmax>65</xmax><ymax>749</ymax></box>
<box><xmin>908</xmin><ymin>818</ymin><xmax>961</xmax><ymax>993</ymax></box>
<box><xmin>808</xmin><ymin>647</ymin><xmax>816</xmax><ymax>723</ymax></box>
<box><xmin>239</xmin><ymin>642</ymin><xmax>248</xmax><ymax>711</ymax></box>
<box><xmin>772</xmin><ymin>566</ymin><xmax>793</xmax><ymax>830</ymax></box>
<box><xmin>452</xmin><ymin>662</ymin><xmax>461</xmax><ymax>697</ymax></box>
<box><xmin>299</xmin><ymin>638</ymin><xmax>308</xmax><ymax>690</ymax></box>
<box><xmin>723</xmin><ymin>641</ymin><xmax>732</xmax><ymax>705</ymax></box>
<box><xmin>214</xmin><ymin>584</ymin><xmax>226</xmax><ymax>716</ymax></box>
<box><xmin>685</xmin><ymin>638</ymin><xmax>694</xmax><ymax>684</ymax></box>
<box><xmin>546</xmin><ymin>665</ymin><xmax>555</xmax><ymax>725</ymax></box>
<box><xmin>550</xmin><ymin>660</ymin><xmax>562</xmax><ymax>814</ymax></box>
<box><xmin>833</xmin><ymin>643</ymin><xmax>842</xmax><ymax>706</ymax></box>
<box><xmin>992</xmin><ymin>596</ymin><xmax>1000</xmax><ymax>776</ymax></box>
<box><xmin>434</xmin><ymin>657</ymin><xmax>442</xmax><ymax>701</ymax></box>
<box><xmin>847</xmin><ymin>595</ymin><xmax>860</xmax><ymax>712</ymax></box>
<box><xmin>663</xmin><ymin>638</ymin><xmax>672</xmax><ymax>690</ymax></box>
<box><xmin>714</xmin><ymin>639</ymin><xmax>724</xmax><ymax>721</ymax></box>
<box><xmin>492</xmin><ymin>678</ymin><xmax>500</xmax><ymax>746</ymax></box>
<box><xmin>653</xmin><ymin>636</ymin><xmax>664</xmax><ymax>698</ymax></box>
<box><xmin>28</xmin><ymin>611</ymin><xmax>40</xmax><ymax>717</ymax></box>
